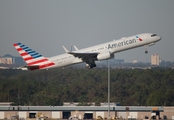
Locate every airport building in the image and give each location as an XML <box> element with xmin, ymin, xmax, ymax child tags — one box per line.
<box><xmin>0</xmin><ymin>54</ymin><xmax>24</xmax><ymax>65</ymax></box>
<box><xmin>0</xmin><ymin>102</ymin><xmax>173</xmax><ymax>120</ymax></box>
<box><xmin>0</xmin><ymin>55</ymin><xmax>13</xmax><ymax>64</ymax></box>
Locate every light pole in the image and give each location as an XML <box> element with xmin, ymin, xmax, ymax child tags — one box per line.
<box><xmin>108</xmin><ymin>60</ymin><xmax>110</xmax><ymax>119</ymax></box>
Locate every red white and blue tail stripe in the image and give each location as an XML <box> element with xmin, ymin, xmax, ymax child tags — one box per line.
<box><xmin>13</xmin><ymin>42</ymin><xmax>55</xmax><ymax>70</ymax></box>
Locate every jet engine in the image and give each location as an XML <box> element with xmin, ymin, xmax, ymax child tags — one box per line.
<box><xmin>97</xmin><ymin>51</ymin><xmax>114</xmax><ymax>60</ymax></box>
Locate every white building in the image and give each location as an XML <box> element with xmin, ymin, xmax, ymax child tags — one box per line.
<box><xmin>151</xmin><ymin>54</ymin><xmax>160</xmax><ymax>66</ymax></box>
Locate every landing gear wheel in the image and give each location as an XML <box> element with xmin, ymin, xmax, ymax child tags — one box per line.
<box><xmin>144</xmin><ymin>45</ymin><xmax>148</xmax><ymax>54</ymax></box>
<box><xmin>89</xmin><ymin>64</ymin><xmax>96</xmax><ymax>69</ymax></box>
<box><xmin>86</xmin><ymin>60</ymin><xmax>96</xmax><ymax>69</ymax></box>
<box><xmin>87</xmin><ymin>64</ymin><xmax>96</xmax><ymax>69</ymax></box>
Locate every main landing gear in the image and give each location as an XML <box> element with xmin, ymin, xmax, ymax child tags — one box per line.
<box><xmin>86</xmin><ymin>63</ymin><xmax>96</xmax><ymax>69</ymax></box>
<box><xmin>86</xmin><ymin>59</ymin><xmax>96</xmax><ymax>69</ymax></box>
<box><xmin>145</xmin><ymin>45</ymin><xmax>148</xmax><ymax>54</ymax></box>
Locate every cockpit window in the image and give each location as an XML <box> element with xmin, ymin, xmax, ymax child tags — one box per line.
<box><xmin>151</xmin><ymin>34</ymin><xmax>157</xmax><ymax>37</ymax></box>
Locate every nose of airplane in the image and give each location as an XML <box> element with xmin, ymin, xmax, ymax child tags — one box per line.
<box><xmin>157</xmin><ymin>36</ymin><xmax>162</xmax><ymax>41</ymax></box>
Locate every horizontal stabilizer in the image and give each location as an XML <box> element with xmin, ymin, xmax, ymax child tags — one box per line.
<box><xmin>17</xmin><ymin>65</ymin><xmax>40</xmax><ymax>71</ymax></box>
<box><xmin>27</xmin><ymin>65</ymin><xmax>40</xmax><ymax>70</ymax></box>
<box><xmin>17</xmin><ymin>66</ymin><xmax>28</xmax><ymax>70</ymax></box>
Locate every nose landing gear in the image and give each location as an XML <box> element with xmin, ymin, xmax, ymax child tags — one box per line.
<box><xmin>145</xmin><ymin>45</ymin><xmax>148</xmax><ymax>54</ymax></box>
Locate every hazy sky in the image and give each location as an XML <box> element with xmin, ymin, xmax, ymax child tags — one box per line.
<box><xmin>0</xmin><ymin>0</ymin><xmax>173</xmax><ymax>62</ymax></box>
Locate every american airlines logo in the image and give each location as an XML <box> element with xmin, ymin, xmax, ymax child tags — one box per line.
<box><xmin>136</xmin><ymin>36</ymin><xmax>143</xmax><ymax>41</ymax></box>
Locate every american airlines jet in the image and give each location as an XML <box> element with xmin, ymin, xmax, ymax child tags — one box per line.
<box><xmin>13</xmin><ymin>33</ymin><xmax>161</xmax><ymax>70</ymax></box>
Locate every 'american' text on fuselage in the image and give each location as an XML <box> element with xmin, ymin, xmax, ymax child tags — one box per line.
<box><xmin>108</xmin><ymin>39</ymin><xmax>136</xmax><ymax>49</ymax></box>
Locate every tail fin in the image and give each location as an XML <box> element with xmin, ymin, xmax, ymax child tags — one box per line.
<box><xmin>13</xmin><ymin>42</ymin><xmax>55</xmax><ymax>70</ymax></box>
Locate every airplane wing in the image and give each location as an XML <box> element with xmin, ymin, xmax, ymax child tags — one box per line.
<box><xmin>62</xmin><ymin>46</ymin><xmax>98</xmax><ymax>68</ymax></box>
<box><xmin>68</xmin><ymin>51</ymin><xmax>98</xmax><ymax>61</ymax></box>
<box><xmin>62</xmin><ymin>46</ymin><xmax>98</xmax><ymax>60</ymax></box>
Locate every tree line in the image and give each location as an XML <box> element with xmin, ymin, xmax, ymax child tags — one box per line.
<box><xmin>0</xmin><ymin>67</ymin><xmax>174</xmax><ymax>106</ymax></box>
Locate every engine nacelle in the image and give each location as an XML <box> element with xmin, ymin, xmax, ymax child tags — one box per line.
<box><xmin>97</xmin><ymin>52</ymin><xmax>114</xmax><ymax>60</ymax></box>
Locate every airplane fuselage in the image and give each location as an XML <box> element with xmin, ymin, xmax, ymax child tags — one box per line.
<box><xmin>46</xmin><ymin>33</ymin><xmax>161</xmax><ymax>69</ymax></box>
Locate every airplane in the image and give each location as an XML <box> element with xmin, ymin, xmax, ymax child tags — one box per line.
<box><xmin>13</xmin><ymin>33</ymin><xmax>161</xmax><ymax>70</ymax></box>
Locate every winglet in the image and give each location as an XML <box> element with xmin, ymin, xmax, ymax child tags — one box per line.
<box><xmin>73</xmin><ymin>45</ymin><xmax>79</xmax><ymax>50</ymax></box>
<box><xmin>62</xmin><ymin>46</ymin><xmax>70</xmax><ymax>53</ymax></box>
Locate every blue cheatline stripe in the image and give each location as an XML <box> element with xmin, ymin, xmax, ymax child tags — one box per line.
<box><xmin>20</xmin><ymin>45</ymin><xmax>25</xmax><ymax>47</ymax></box>
<box><xmin>30</xmin><ymin>53</ymin><xmax>39</xmax><ymax>56</ymax></box>
<box><xmin>17</xmin><ymin>43</ymin><xmax>43</xmax><ymax>58</ymax></box>
<box><xmin>32</xmin><ymin>54</ymin><xmax>42</xmax><ymax>58</ymax></box>
<box><xmin>25</xmin><ymin>49</ymin><xmax>33</xmax><ymax>52</ymax></box>
<box><xmin>31</xmin><ymin>53</ymin><xmax>43</xmax><ymax>58</ymax></box>
<box><xmin>22</xmin><ymin>46</ymin><xmax>29</xmax><ymax>49</ymax></box>
<box><xmin>29</xmin><ymin>51</ymin><xmax>42</xmax><ymax>56</ymax></box>
<box><xmin>28</xmin><ymin>51</ymin><xmax>36</xmax><ymax>54</ymax></box>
